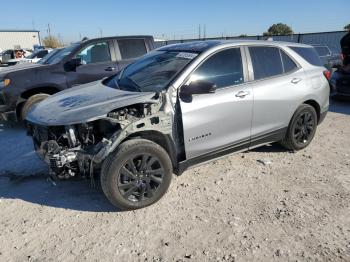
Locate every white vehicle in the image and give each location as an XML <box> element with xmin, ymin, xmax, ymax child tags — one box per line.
<box><xmin>7</xmin><ymin>49</ymin><xmax>53</xmax><ymax>66</ymax></box>
<box><xmin>0</xmin><ymin>49</ymin><xmax>32</xmax><ymax>64</ymax></box>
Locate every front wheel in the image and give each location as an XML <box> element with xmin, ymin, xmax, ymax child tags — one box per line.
<box><xmin>21</xmin><ymin>93</ymin><xmax>50</xmax><ymax>120</ymax></box>
<box><xmin>281</xmin><ymin>104</ymin><xmax>318</xmax><ymax>151</ymax></box>
<box><xmin>100</xmin><ymin>139</ymin><xmax>173</xmax><ymax>210</ymax></box>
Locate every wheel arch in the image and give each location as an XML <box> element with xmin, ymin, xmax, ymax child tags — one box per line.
<box><xmin>123</xmin><ymin>130</ymin><xmax>179</xmax><ymax>172</ymax></box>
<box><xmin>302</xmin><ymin>99</ymin><xmax>321</xmax><ymax>123</ymax></box>
<box><xmin>16</xmin><ymin>86</ymin><xmax>61</xmax><ymax>119</ymax></box>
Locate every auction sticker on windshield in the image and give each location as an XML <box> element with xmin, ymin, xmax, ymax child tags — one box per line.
<box><xmin>176</xmin><ymin>52</ymin><xmax>198</xmax><ymax>59</ymax></box>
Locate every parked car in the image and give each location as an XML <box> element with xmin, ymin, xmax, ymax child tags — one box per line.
<box><xmin>311</xmin><ymin>44</ymin><xmax>342</xmax><ymax>70</ymax></box>
<box><xmin>0</xmin><ymin>35</ymin><xmax>154</xmax><ymax>121</ymax></box>
<box><xmin>329</xmin><ymin>33</ymin><xmax>350</xmax><ymax>98</ymax></box>
<box><xmin>6</xmin><ymin>49</ymin><xmax>54</xmax><ymax>66</ymax></box>
<box><xmin>26</xmin><ymin>40</ymin><xmax>329</xmax><ymax>210</ymax></box>
<box><xmin>0</xmin><ymin>49</ymin><xmax>32</xmax><ymax>64</ymax></box>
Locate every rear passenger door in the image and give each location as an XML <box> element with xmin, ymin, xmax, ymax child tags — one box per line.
<box><xmin>66</xmin><ymin>41</ymin><xmax>118</xmax><ymax>87</ymax></box>
<box><xmin>246</xmin><ymin>46</ymin><xmax>307</xmax><ymax>140</ymax></box>
<box><xmin>115</xmin><ymin>38</ymin><xmax>149</xmax><ymax>70</ymax></box>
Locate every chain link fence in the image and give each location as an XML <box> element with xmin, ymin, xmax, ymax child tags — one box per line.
<box><xmin>154</xmin><ymin>31</ymin><xmax>348</xmax><ymax>53</ymax></box>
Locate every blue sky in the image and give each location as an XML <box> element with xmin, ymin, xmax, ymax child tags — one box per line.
<box><xmin>2</xmin><ymin>0</ymin><xmax>349</xmax><ymax>43</ymax></box>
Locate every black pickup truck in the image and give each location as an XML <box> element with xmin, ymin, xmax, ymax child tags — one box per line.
<box><xmin>0</xmin><ymin>35</ymin><xmax>154</xmax><ymax>121</ymax></box>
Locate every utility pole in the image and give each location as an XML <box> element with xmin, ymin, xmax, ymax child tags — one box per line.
<box><xmin>47</xmin><ymin>23</ymin><xmax>51</xmax><ymax>37</ymax></box>
<box><xmin>198</xmin><ymin>24</ymin><xmax>201</xmax><ymax>39</ymax></box>
<box><xmin>203</xmin><ymin>24</ymin><xmax>206</xmax><ymax>39</ymax></box>
<box><xmin>99</xmin><ymin>28</ymin><xmax>103</xmax><ymax>37</ymax></box>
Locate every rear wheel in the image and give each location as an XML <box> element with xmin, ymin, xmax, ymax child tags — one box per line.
<box><xmin>281</xmin><ymin>104</ymin><xmax>318</xmax><ymax>151</ymax></box>
<box><xmin>101</xmin><ymin>139</ymin><xmax>173</xmax><ymax>210</ymax></box>
<box><xmin>21</xmin><ymin>93</ymin><xmax>50</xmax><ymax>120</ymax></box>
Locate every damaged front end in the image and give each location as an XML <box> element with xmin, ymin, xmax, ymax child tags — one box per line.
<box><xmin>27</xmin><ymin>95</ymin><xmax>175</xmax><ymax>181</ymax></box>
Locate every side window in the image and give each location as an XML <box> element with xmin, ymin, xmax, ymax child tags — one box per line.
<box><xmin>118</xmin><ymin>39</ymin><xmax>147</xmax><ymax>60</ymax></box>
<box><xmin>37</xmin><ymin>50</ymin><xmax>48</xmax><ymax>58</ymax></box>
<box><xmin>314</xmin><ymin>46</ymin><xmax>330</xmax><ymax>57</ymax></box>
<box><xmin>249</xmin><ymin>46</ymin><xmax>283</xmax><ymax>80</ymax></box>
<box><xmin>190</xmin><ymin>48</ymin><xmax>244</xmax><ymax>89</ymax></box>
<box><xmin>289</xmin><ymin>46</ymin><xmax>322</xmax><ymax>66</ymax></box>
<box><xmin>280</xmin><ymin>50</ymin><xmax>298</xmax><ymax>73</ymax></box>
<box><xmin>76</xmin><ymin>42</ymin><xmax>111</xmax><ymax>64</ymax></box>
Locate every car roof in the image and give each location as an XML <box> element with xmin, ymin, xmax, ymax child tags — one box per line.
<box><xmin>81</xmin><ymin>35</ymin><xmax>154</xmax><ymax>44</ymax></box>
<box><xmin>158</xmin><ymin>40</ymin><xmax>312</xmax><ymax>53</ymax></box>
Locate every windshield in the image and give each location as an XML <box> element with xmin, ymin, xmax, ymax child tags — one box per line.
<box><xmin>26</xmin><ymin>50</ymin><xmax>44</xmax><ymax>59</ymax></box>
<box><xmin>104</xmin><ymin>50</ymin><xmax>198</xmax><ymax>92</ymax></box>
<box><xmin>38</xmin><ymin>43</ymin><xmax>79</xmax><ymax>65</ymax></box>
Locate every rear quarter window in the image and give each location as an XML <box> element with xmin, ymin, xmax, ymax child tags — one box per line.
<box><xmin>289</xmin><ymin>46</ymin><xmax>323</xmax><ymax>66</ymax></box>
<box><xmin>118</xmin><ymin>39</ymin><xmax>147</xmax><ymax>60</ymax></box>
<box><xmin>314</xmin><ymin>46</ymin><xmax>330</xmax><ymax>57</ymax></box>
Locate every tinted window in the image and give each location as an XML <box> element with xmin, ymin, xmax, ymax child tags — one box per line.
<box><xmin>37</xmin><ymin>50</ymin><xmax>48</xmax><ymax>58</ymax></box>
<box><xmin>249</xmin><ymin>47</ymin><xmax>283</xmax><ymax>80</ymax></box>
<box><xmin>190</xmin><ymin>48</ymin><xmax>243</xmax><ymax>88</ymax></box>
<box><xmin>118</xmin><ymin>39</ymin><xmax>147</xmax><ymax>60</ymax></box>
<box><xmin>281</xmin><ymin>50</ymin><xmax>298</xmax><ymax>73</ymax></box>
<box><xmin>289</xmin><ymin>46</ymin><xmax>322</xmax><ymax>66</ymax></box>
<box><xmin>314</xmin><ymin>46</ymin><xmax>330</xmax><ymax>56</ymax></box>
<box><xmin>77</xmin><ymin>42</ymin><xmax>111</xmax><ymax>64</ymax></box>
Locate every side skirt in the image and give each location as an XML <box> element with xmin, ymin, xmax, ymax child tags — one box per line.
<box><xmin>176</xmin><ymin>127</ymin><xmax>287</xmax><ymax>175</ymax></box>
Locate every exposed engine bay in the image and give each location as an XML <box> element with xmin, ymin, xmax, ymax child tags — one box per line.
<box><xmin>27</xmin><ymin>94</ymin><xmax>177</xmax><ymax>181</ymax></box>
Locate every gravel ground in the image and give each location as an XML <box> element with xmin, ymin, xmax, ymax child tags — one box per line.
<box><xmin>0</xmin><ymin>100</ymin><xmax>349</xmax><ymax>262</ymax></box>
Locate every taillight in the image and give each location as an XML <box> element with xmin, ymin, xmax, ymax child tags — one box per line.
<box><xmin>323</xmin><ymin>70</ymin><xmax>331</xmax><ymax>80</ymax></box>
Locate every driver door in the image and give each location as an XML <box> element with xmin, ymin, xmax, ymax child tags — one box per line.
<box><xmin>179</xmin><ymin>47</ymin><xmax>253</xmax><ymax>159</ymax></box>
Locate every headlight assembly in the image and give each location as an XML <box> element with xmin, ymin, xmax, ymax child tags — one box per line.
<box><xmin>0</xmin><ymin>78</ymin><xmax>11</xmax><ymax>88</ymax></box>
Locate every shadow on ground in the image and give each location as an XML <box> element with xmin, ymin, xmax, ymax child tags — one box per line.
<box><xmin>1</xmin><ymin>99</ymin><xmax>348</xmax><ymax>212</ymax></box>
<box><xmin>0</xmin><ymin>121</ymin><xmax>116</xmax><ymax>212</ymax></box>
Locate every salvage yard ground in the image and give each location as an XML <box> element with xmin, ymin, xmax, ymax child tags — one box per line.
<box><xmin>0</xmin><ymin>100</ymin><xmax>349</xmax><ymax>261</ymax></box>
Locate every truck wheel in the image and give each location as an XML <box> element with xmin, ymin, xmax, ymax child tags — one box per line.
<box><xmin>280</xmin><ymin>104</ymin><xmax>317</xmax><ymax>151</ymax></box>
<box><xmin>21</xmin><ymin>93</ymin><xmax>50</xmax><ymax>120</ymax></box>
<box><xmin>101</xmin><ymin>139</ymin><xmax>173</xmax><ymax>210</ymax></box>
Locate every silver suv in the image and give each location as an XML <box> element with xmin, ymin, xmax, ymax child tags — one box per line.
<box><xmin>26</xmin><ymin>40</ymin><xmax>329</xmax><ymax>210</ymax></box>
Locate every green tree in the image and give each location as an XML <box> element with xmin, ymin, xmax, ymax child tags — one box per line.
<box><xmin>263</xmin><ymin>23</ymin><xmax>293</xmax><ymax>36</ymax></box>
<box><xmin>344</xmin><ymin>24</ymin><xmax>350</xmax><ymax>31</ymax></box>
<box><xmin>42</xmin><ymin>36</ymin><xmax>62</xmax><ymax>48</ymax></box>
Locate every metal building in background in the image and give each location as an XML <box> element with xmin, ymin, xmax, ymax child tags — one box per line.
<box><xmin>0</xmin><ymin>30</ymin><xmax>40</xmax><ymax>51</ymax></box>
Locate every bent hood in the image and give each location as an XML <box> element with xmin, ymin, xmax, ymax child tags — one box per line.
<box><xmin>26</xmin><ymin>80</ymin><xmax>157</xmax><ymax>126</ymax></box>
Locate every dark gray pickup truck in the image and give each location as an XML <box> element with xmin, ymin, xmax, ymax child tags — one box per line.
<box><xmin>0</xmin><ymin>35</ymin><xmax>154</xmax><ymax>121</ymax></box>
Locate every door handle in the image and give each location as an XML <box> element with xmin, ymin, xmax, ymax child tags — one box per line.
<box><xmin>105</xmin><ymin>66</ymin><xmax>116</xmax><ymax>71</ymax></box>
<box><xmin>235</xmin><ymin>90</ymin><xmax>250</xmax><ymax>98</ymax></box>
<box><xmin>291</xmin><ymin>78</ymin><xmax>302</xmax><ymax>84</ymax></box>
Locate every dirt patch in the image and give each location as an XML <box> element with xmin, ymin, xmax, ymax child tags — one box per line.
<box><xmin>0</xmin><ymin>100</ymin><xmax>349</xmax><ymax>261</ymax></box>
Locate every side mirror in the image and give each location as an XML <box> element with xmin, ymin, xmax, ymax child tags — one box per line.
<box><xmin>180</xmin><ymin>80</ymin><xmax>216</xmax><ymax>96</ymax></box>
<box><xmin>64</xmin><ymin>57</ymin><xmax>82</xmax><ymax>71</ymax></box>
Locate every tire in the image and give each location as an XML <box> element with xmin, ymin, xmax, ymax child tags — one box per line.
<box><xmin>21</xmin><ymin>93</ymin><xmax>50</xmax><ymax>120</ymax></box>
<box><xmin>101</xmin><ymin>139</ymin><xmax>173</xmax><ymax>210</ymax></box>
<box><xmin>281</xmin><ymin>104</ymin><xmax>318</xmax><ymax>151</ymax></box>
